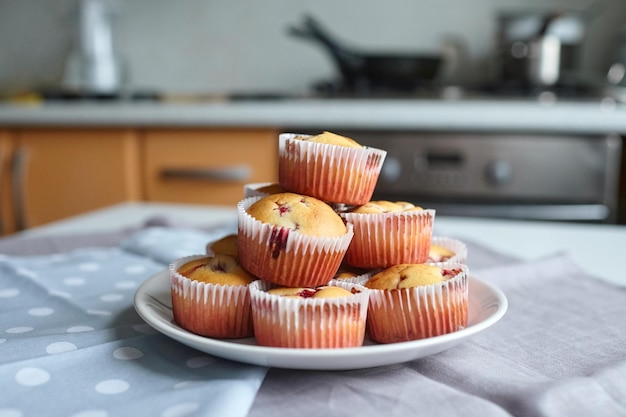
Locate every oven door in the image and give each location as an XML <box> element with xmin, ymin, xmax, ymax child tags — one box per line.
<box><xmin>343</xmin><ymin>131</ymin><xmax>622</xmax><ymax>223</ymax></box>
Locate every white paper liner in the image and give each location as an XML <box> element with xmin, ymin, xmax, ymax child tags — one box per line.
<box><xmin>365</xmin><ymin>263</ymin><xmax>469</xmax><ymax>344</ymax></box>
<box><xmin>243</xmin><ymin>182</ymin><xmax>285</xmax><ymax>198</ymax></box>
<box><xmin>169</xmin><ymin>254</ymin><xmax>254</xmax><ymax>338</ymax></box>
<box><xmin>340</xmin><ymin>209</ymin><xmax>436</xmax><ymax>268</ymax></box>
<box><xmin>249</xmin><ymin>280</ymin><xmax>370</xmax><ymax>348</ymax></box>
<box><xmin>278</xmin><ymin>133</ymin><xmax>387</xmax><ymax>205</ymax></box>
<box><xmin>428</xmin><ymin>236</ymin><xmax>468</xmax><ymax>265</ymax></box>
<box><xmin>237</xmin><ymin>196</ymin><xmax>354</xmax><ymax>287</ymax></box>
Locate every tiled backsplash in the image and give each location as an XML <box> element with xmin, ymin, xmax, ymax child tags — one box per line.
<box><xmin>1</xmin><ymin>0</ymin><xmax>625</xmax><ymax>96</ymax></box>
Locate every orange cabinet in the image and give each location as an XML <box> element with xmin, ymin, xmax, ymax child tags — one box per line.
<box><xmin>142</xmin><ymin>128</ymin><xmax>279</xmax><ymax>206</ymax></box>
<box><xmin>0</xmin><ymin>129</ymin><xmax>141</xmax><ymax>234</ymax></box>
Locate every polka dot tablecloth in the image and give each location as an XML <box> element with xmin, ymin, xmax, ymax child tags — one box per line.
<box><xmin>0</xmin><ymin>227</ymin><xmax>268</xmax><ymax>417</ymax></box>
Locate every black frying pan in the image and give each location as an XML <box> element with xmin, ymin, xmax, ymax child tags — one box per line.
<box><xmin>287</xmin><ymin>15</ymin><xmax>442</xmax><ymax>90</ymax></box>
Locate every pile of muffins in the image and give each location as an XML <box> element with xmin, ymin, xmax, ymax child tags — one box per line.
<box><xmin>170</xmin><ymin>131</ymin><xmax>469</xmax><ymax>349</ymax></box>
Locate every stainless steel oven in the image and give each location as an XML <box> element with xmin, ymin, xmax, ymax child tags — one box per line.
<box><xmin>337</xmin><ymin>130</ymin><xmax>622</xmax><ymax>223</ymax></box>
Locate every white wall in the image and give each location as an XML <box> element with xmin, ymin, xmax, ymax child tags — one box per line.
<box><xmin>1</xmin><ymin>0</ymin><xmax>625</xmax><ymax>96</ymax></box>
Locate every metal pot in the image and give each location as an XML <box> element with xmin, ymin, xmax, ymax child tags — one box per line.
<box><xmin>495</xmin><ymin>11</ymin><xmax>586</xmax><ymax>87</ymax></box>
<box><xmin>287</xmin><ymin>15</ymin><xmax>443</xmax><ymax>92</ymax></box>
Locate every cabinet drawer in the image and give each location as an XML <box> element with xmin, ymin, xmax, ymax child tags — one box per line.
<box><xmin>143</xmin><ymin>129</ymin><xmax>279</xmax><ymax>206</ymax></box>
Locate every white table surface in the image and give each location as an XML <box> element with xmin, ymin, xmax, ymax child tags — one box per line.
<box><xmin>18</xmin><ymin>201</ymin><xmax>626</xmax><ymax>286</ymax></box>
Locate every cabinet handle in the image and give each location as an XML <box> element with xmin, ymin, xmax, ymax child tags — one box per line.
<box><xmin>160</xmin><ymin>165</ymin><xmax>252</xmax><ymax>182</ymax></box>
<box><xmin>11</xmin><ymin>147</ymin><xmax>29</xmax><ymax>231</ymax></box>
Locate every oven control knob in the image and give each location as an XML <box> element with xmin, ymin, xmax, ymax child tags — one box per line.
<box><xmin>381</xmin><ymin>156</ymin><xmax>402</xmax><ymax>183</ymax></box>
<box><xmin>484</xmin><ymin>160</ymin><xmax>513</xmax><ymax>187</ymax></box>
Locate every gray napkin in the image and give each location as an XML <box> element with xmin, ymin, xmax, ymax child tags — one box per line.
<box><xmin>249</xmin><ymin>250</ymin><xmax>626</xmax><ymax>417</ymax></box>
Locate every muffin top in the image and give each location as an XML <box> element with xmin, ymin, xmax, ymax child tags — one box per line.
<box><xmin>246</xmin><ymin>192</ymin><xmax>347</xmax><ymax>237</ymax></box>
<box><xmin>207</xmin><ymin>234</ymin><xmax>238</xmax><ymax>258</ymax></box>
<box><xmin>428</xmin><ymin>244</ymin><xmax>455</xmax><ymax>262</ymax></box>
<box><xmin>365</xmin><ymin>264</ymin><xmax>446</xmax><ymax>289</ymax></box>
<box><xmin>267</xmin><ymin>285</ymin><xmax>354</xmax><ymax>299</ymax></box>
<box><xmin>349</xmin><ymin>200</ymin><xmax>423</xmax><ymax>214</ymax></box>
<box><xmin>295</xmin><ymin>131</ymin><xmax>362</xmax><ymax>149</ymax></box>
<box><xmin>177</xmin><ymin>254</ymin><xmax>254</xmax><ymax>286</ymax></box>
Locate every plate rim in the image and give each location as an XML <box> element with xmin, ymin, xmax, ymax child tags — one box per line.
<box><xmin>134</xmin><ymin>269</ymin><xmax>508</xmax><ymax>370</ymax></box>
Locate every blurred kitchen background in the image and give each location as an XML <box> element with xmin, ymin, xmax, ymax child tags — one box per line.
<box><xmin>2</xmin><ymin>0</ymin><xmax>626</xmax><ymax>235</ymax></box>
<box><xmin>2</xmin><ymin>0</ymin><xmax>625</xmax><ymax>96</ymax></box>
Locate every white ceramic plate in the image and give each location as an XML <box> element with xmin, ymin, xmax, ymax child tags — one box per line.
<box><xmin>134</xmin><ymin>270</ymin><xmax>507</xmax><ymax>370</ymax></box>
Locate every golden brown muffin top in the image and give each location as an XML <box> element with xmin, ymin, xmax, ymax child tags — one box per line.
<box><xmin>207</xmin><ymin>234</ymin><xmax>238</xmax><ymax>258</ymax></box>
<box><xmin>295</xmin><ymin>131</ymin><xmax>362</xmax><ymax>148</ymax></box>
<box><xmin>267</xmin><ymin>285</ymin><xmax>353</xmax><ymax>299</ymax></box>
<box><xmin>349</xmin><ymin>200</ymin><xmax>423</xmax><ymax>214</ymax></box>
<box><xmin>246</xmin><ymin>192</ymin><xmax>347</xmax><ymax>237</ymax></box>
<box><xmin>365</xmin><ymin>264</ymin><xmax>445</xmax><ymax>289</ymax></box>
<box><xmin>177</xmin><ymin>254</ymin><xmax>254</xmax><ymax>286</ymax></box>
<box><xmin>428</xmin><ymin>244</ymin><xmax>455</xmax><ymax>262</ymax></box>
<box><xmin>255</xmin><ymin>183</ymin><xmax>286</xmax><ymax>194</ymax></box>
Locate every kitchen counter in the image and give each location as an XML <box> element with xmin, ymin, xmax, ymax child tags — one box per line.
<box><xmin>2</xmin><ymin>96</ymin><xmax>626</xmax><ymax>134</ymax></box>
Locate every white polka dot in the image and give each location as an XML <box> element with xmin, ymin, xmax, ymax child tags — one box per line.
<box><xmin>186</xmin><ymin>356</ymin><xmax>216</xmax><ymax>368</ymax></box>
<box><xmin>15</xmin><ymin>268</ymin><xmax>37</xmax><ymax>279</ymax></box>
<box><xmin>0</xmin><ymin>288</ymin><xmax>19</xmax><ymax>298</ymax></box>
<box><xmin>133</xmin><ymin>324</ymin><xmax>157</xmax><ymax>334</ymax></box>
<box><xmin>15</xmin><ymin>367</ymin><xmax>50</xmax><ymax>386</ymax></box>
<box><xmin>28</xmin><ymin>307</ymin><xmax>54</xmax><ymax>316</ymax></box>
<box><xmin>49</xmin><ymin>289</ymin><xmax>72</xmax><ymax>298</ymax></box>
<box><xmin>0</xmin><ymin>338</ymin><xmax>6</xmax><ymax>344</ymax></box>
<box><xmin>0</xmin><ymin>408</ymin><xmax>23</xmax><ymax>417</ymax></box>
<box><xmin>100</xmin><ymin>294</ymin><xmax>124</xmax><ymax>302</ymax></box>
<box><xmin>63</xmin><ymin>277</ymin><xmax>86</xmax><ymax>286</ymax></box>
<box><xmin>95</xmin><ymin>379</ymin><xmax>129</xmax><ymax>395</ymax></box>
<box><xmin>70</xmin><ymin>410</ymin><xmax>108</xmax><ymax>417</ymax></box>
<box><xmin>6</xmin><ymin>327</ymin><xmax>34</xmax><ymax>334</ymax></box>
<box><xmin>161</xmin><ymin>402</ymin><xmax>199</xmax><ymax>417</ymax></box>
<box><xmin>124</xmin><ymin>265</ymin><xmax>146</xmax><ymax>274</ymax></box>
<box><xmin>67</xmin><ymin>326</ymin><xmax>94</xmax><ymax>333</ymax></box>
<box><xmin>115</xmin><ymin>281</ymin><xmax>136</xmax><ymax>290</ymax></box>
<box><xmin>46</xmin><ymin>341</ymin><xmax>77</xmax><ymax>354</ymax></box>
<box><xmin>79</xmin><ymin>262</ymin><xmax>100</xmax><ymax>272</ymax></box>
<box><xmin>113</xmin><ymin>347</ymin><xmax>143</xmax><ymax>360</ymax></box>
<box><xmin>86</xmin><ymin>309</ymin><xmax>112</xmax><ymax>316</ymax></box>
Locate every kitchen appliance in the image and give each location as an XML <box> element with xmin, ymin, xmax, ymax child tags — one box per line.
<box><xmin>287</xmin><ymin>15</ymin><xmax>443</xmax><ymax>93</ymax></box>
<box><xmin>61</xmin><ymin>0</ymin><xmax>124</xmax><ymax>95</ymax></box>
<box><xmin>324</xmin><ymin>130</ymin><xmax>622</xmax><ymax>223</ymax></box>
<box><xmin>494</xmin><ymin>10</ymin><xmax>587</xmax><ymax>89</ymax></box>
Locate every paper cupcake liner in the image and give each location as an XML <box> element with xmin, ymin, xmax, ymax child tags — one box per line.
<box><xmin>340</xmin><ymin>209</ymin><xmax>436</xmax><ymax>268</ymax></box>
<box><xmin>249</xmin><ymin>280</ymin><xmax>370</xmax><ymax>348</ymax></box>
<box><xmin>170</xmin><ymin>255</ymin><xmax>254</xmax><ymax>338</ymax></box>
<box><xmin>332</xmin><ymin>268</ymin><xmax>379</xmax><ymax>286</ymax></box>
<box><xmin>428</xmin><ymin>236</ymin><xmax>468</xmax><ymax>265</ymax></box>
<box><xmin>237</xmin><ymin>197</ymin><xmax>354</xmax><ymax>287</ymax></box>
<box><xmin>278</xmin><ymin>133</ymin><xmax>387</xmax><ymax>205</ymax></box>
<box><xmin>243</xmin><ymin>182</ymin><xmax>285</xmax><ymax>199</ymax></box>
<box><xmin>366</xmin><ymin>263</ymin><xmax>469</xmax><ymax>344</ymax></box>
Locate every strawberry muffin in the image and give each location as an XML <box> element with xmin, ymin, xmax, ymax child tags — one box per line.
<box><xmin>278</xmin><ymin>131</ymin><xmax>386</xmax><ymax>205</ymax></box>
<box><xmin>340</xmin><ymin>200</ymin><xmax>435</xmax><ymax>268</ymax></box>
<box><xmin>364</xmin><ymin>263</ymin><xmax>469</xmax><ymax>343</ymax></box>
<box><xmin>237</xmin><ymin>192</ymin><xmax>354</xmax><ymax>287</ymax></box>
<box><xmin>249</xmin><ymin>280</ymin><xmax>369</xmax><ymax>348</ymax></box>
<box><xmin>170</xmin><ymin>254</ymin><xmax>256</xmax><ymax>338</ymax></box>
<box><xmin>427</xmin><ymin>237</ymin><xmax>468</xmax><ymax>265</ymax></box>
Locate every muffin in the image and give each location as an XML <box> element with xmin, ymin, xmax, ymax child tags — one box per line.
<box><xmin>340</xmin><ymin>201</ymin><xmax>435</xmax><ymax>268</ymax></box>
<box><xmin>170</xmin><ymin>254</ymin><xmax>256</xmax><ymax>338</ymax></box>
<box><xmin>243</xmin><ymin>182</ymin><xmax>287</xmax><ymax>198</ymax></box>
<box><xmin>206</xmin><ymin>233</ymin><xmax>239</xmax><ymax>259</ymax></box>
<box><xmin>427</xmin><ymin>237</ymin><xmax>468</xmax><ymax>265</ymax></box>
<box><xmin>249</xmin><ymin>280</ymin><xmax>369</xmax><ymax>348</ymax></box>
<box><xmin>364</xmin><ymin>263</ymin><xmax>469</xmax><ymax>343</ymax></box>
<box><xmin>237</xmin><ymin>192</ymin><xmax>354</xmax><ymax>287</ymax></box>
<box><xmin>278</xmin><ymin>131</ymin><xmax>387</xmax><ymax>205</ymax></box>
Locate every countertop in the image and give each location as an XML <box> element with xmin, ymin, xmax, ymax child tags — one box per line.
<box><xmin>2</xmin><ymin>96</ymin><xmax>626</xmax><ymax>134</ymax></box>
